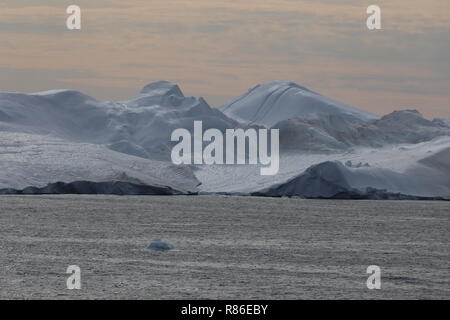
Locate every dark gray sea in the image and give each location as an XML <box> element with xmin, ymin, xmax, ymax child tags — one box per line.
<box><xmin>0</xmin><ymin>195</ymin><xmax>448</xmax><ymax>299</ymax></box>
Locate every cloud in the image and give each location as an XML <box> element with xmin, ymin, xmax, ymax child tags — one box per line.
<box><xmin>0</xmin><ymin>0</ymin><xmax>449</xmax><ymax>118</ymax></box>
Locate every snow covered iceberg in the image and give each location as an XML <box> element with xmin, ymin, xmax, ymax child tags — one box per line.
<box><xmin>1</xmin><ymin>80</ymin><xmax>449</xmax><ymax>199</ymax></box>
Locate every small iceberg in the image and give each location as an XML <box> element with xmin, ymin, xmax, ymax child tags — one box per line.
<box><xmin>146</xmin><ymin>239</ymin><xmax>174</xmax><ymax>251</ymax></box>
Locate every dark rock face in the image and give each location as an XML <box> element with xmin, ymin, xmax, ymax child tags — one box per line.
<box><xmin>0</xmin><ymin>181</ymin><xmax>196</xmax><ymax>196</ymax></box>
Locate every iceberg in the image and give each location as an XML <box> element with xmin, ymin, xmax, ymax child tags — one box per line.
<box><xmin>146</xmin><ymin>239</ymin><xmax>174</xmax><ymax>251</ymax></box>
<box><xmin>1</xmin><ymin>80</ymin><xmax>449</xmax><ymax>199</ymax></box>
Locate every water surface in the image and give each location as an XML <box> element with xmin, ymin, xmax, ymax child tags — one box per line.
<box><xmin>0</xmin><ymin>195</ymin><xmax>448</xmax><ymax>299</ymax></box>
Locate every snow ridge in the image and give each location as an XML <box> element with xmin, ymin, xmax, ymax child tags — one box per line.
<box><xmin>220</xmin><ymin>80</ymin><xmax>379</xmax><ymax>126</ymax></box>
<box><xmin>1</xmin><ymin>80</ymin><xmax>449</xmax><ymax>198</ymax></box>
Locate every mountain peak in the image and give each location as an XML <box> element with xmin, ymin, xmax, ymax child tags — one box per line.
<box><xmin>432</xmin><ymin>118</ymin><xmax>450</xmax><ymax>128</ymax></box>
<box><xmin>378</xmin><ymin>109</ymin><xmax>428</xmax><ymax>125</ymax></box>
<box><xmin>386</xmin><ymin>109</ymin><xmax>422</xmax><ymax>117</ymax></box>
<box><xmin>220</xmin><ymin>80</ymin><xmax>378</xmax><ymax>126</ymax></box>
<box><xmin>252</xmin><ymin>80</ymin><xmax>313</xmax><ymax>92</ymax></box>
<box><xmin>30</xmin><ymin>89</ymin><xmax>97</xmax><ymax>103</ymax></box>
<box><xmin>140</xmin><ymin>81</ymin><xmax>184</xmax><ymax>97</ymax></box>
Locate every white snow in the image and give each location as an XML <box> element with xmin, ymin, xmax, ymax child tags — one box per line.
<box><xmin>196</xmin><ymin>136</ymin><xmax>450</xmax><ymax>197</ymax></box>
<box><xmin>274</xmin><ymin>109</ymin><xmax>450</xmax><ymax>152</ymax></box>
<box><xmin>0</xmin><ymin>81</ymin><xmax>237</xmax><ymax>161</ymax></box>
<box><xmin>0</xmin><ymin>131</ymin><xmax>199</xmax><ymax>192</ymax></box>
<box><xmin>1</xmin><ymin>80</ymin><xmax>449</xmax><ymax>198</ymax></box>
<box><xmin>220</xmin><ymin>80</ymin><xmax>379</xmax><ymax>126</ymax></box>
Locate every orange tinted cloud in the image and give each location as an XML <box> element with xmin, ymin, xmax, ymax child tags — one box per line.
<box><xmin>0</xmin><ymin>0</ymin><xmax>449</xmax><ymax>117</ymax></box>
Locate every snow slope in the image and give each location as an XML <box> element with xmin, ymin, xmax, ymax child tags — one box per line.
<box><xmin>275</xmin><ymin>109</ymin><xmax>450</xmax><ymax>151</ymax></box>
<box><xmin>220</xmin><ymin>81</ymin><xmax>379</xmax><ymax>126</ymax></box>
<box><xmin>196</xmin><ymin>136</ymin><xmax>450</xmax><ymax>198</ymax></box>
<box><xmin>433</xmin><ymin>118</ymin><xmax>450</xmax><ymax>128</ymax></box>
<box><xmin>253</xmin><ymin>155</ymin><xmax>450</xmax><ymax>199</ymax></box>
<box><xmin>0</xmin><ymin>81</ymin><xmax>237</xmax><ymax>161</ymax></box>
<box><xmin>0</xmin><ymin>131</ymin><xmax>199</xmax><ymax>194</ymax></box>
<box><xmin>0</xmin><ymin>81</ymin><xmax>238</xmax><ymax>193</ymax></box>
<box><xmin>1</xmin><ymin>80</ymin><xmax>449</xmax><ymax>198</ymax></box>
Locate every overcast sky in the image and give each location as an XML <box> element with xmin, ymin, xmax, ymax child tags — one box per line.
<box><xmin>0</xmin><ymin>0</ymin><xmax>449</xmax><ymax>118</ymax></box>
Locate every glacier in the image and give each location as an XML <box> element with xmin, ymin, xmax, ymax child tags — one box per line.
<box><xmin>0</xmin><ymin>132</ymin><xmax>200</xmax><ymax>194</ymax></box>
<box><xmin>0</xmin><ymin>80</ymin><xmax>449</xmax><ymax>199</ymax></box>
<box><xmin>219</xmin><ymin>80</ymin><xmax>379</xmax><ymax>126</ymax></box>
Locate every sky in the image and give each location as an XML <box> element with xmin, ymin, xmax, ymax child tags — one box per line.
<box><xmin>0</xmin><ymin>0</ymin><xmax>449</xmax><ymax>118</ymax></box>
